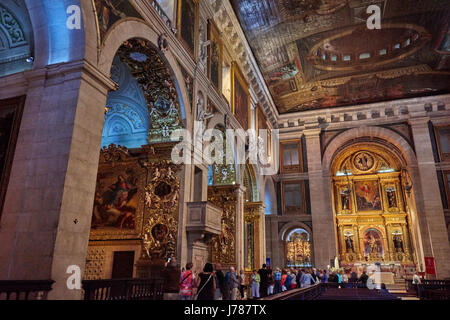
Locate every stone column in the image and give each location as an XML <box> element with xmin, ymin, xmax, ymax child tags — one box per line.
<box><xmin>409</xmin><ymin>116</ymin><xmax>450</xmax><ymax>278</ymax></box>
<box><xmin>0</xmin><ymin>61</ymin><xmax>116</xmax><ymax>299</ymax></box>
<box><xmin>304</xmin><ymin>128</ymin><xmax>337</xmax><ymax>269</ymax></box>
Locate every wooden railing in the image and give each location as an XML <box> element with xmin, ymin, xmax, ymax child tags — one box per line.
<box><xmin>82</xmin><ymin>278</ymin><xmax>165</xmax><ymax>300</ymax></box>
<box><xmin>0</xmin><ymin>280</ymin><xmax>54</xmax><ymax>300</ymax></box>
<box><xmin>405</xmin><ymin>279</ymin><xmax>450</xmax><ymax>300</ymax></box>
<box><xmin>260</xmin><ymin>283</ymin><xmax>322</xmax><ymax>300</ymax></box>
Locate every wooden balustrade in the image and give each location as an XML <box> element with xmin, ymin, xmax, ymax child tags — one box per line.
<box><xmin>82</xmin><ymin>278</ymin><xmax>165</xmax><ymax>300</ymax></box>
<box><xmin>405</xmin><ymin>279</ymin><xmax>450</xmax><ymax>299</ymax></box>
<box><xmin>0</xmin><ymin>280</ymin><xmax>54</xmax><ymax>300</ymax></box>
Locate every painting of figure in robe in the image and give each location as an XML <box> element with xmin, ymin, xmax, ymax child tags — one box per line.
<box><xmin>92</xmin><ymin>173</ymin><xmax>139</xmax><ymax>230</ymax></box>
<box><xmin>94</xmin><ymin>0</ymin><xmax>143</xmax><ymax>41</ymax></box>
<box><xmin>179</xmin><ymin>0</ymin><xmax>196</xmax><ymax>55</ymax></box>
<box><xmin>233</xmin><ymin>68</ymin><xmax>249</xmax><ymax>130</ymax></box>
<box><xmin>354</xmin><ymin>180</ymin><xmax>381</xmax><ymax>211</ymax></box>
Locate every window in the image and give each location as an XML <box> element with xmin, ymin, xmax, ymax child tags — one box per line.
<box><xmin>282</xmin><ymin>181</ymin><xmax>305</xmax><ymax>215</ymax></box>
<box><xmin>435</xmin><ymin>125</ymin><xmax>450</xmax><ymax>162</ymax></box>
<box><xmin>359</xmin><ymin>53</ymin><xmax>371</xmax><ymax>60</ymax></box>
<box><xmin>331</xmin><ymin>55</ymin><xmax>337</xmax><ymax>62</ymax></box>
<box><xmin>343</xmin><ymin>54</ymin><xmax>351</xmax><ymax>61</ymax></box>
<box><xmin>280</xmin><ymin>140</ymin><xmax>302</xmax><ymax>173</ymax></box>
<box><xmin>379</xmin><ymin>49</ymin><xmax>387</xmax><ymax>55</ymax></box>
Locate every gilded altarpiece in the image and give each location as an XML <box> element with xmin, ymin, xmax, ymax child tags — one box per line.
<box><xmin>332</xmin><ymin>145</ymin><xmax>414</xmax><ymax>267</ymax></box>
<box><xmin>207</xmin><ymin>185</ymin><xmax>239</xmax><ymax>268</ymax></box>
<box><xmin>88</xmin><ymin>143</ymin><xmax>182</xmax><ymax>278</ymax></box>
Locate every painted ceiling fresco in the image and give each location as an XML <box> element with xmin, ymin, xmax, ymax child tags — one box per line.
<box><xmin>231</xmin><ymin>0</ymin><xmax>450</xmax><ymax>114</ymax></box>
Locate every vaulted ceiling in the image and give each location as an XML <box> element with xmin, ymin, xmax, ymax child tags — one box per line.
<box><xmin>231</xmin><ymin>0</ymin><xmax>450</xmax><ymax>114</ymax></box>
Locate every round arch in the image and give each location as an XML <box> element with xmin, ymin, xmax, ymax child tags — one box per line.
<box><xmin>322</xmin><ymin>126</ymin><xmax>417</xmax><ymax>171</ymax></box>
<box><xmin>97</xmin><ymin>20</ymin><xmax>192</xmax><ymax>131</ymax></box>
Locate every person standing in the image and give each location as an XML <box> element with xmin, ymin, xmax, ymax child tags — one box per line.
<box><xmin>251</xmin><ymin>270</ymin><xmax>260</xmax><ymax>299</ymax></box>
<box><xmin>274</xmin><ymin>268</ymin><xmax>282</xmax><ymax>294</ymax></box>
<box><xmin>258</xmin><ymin>264</ymin><xmax>268</xmax><ymax>298</ymax></box>
<box><xmin>267</xmin><ymin>268</ymin><xmax>275</xmax><ymax>295</ymax></box>
<box><xmin>195</xmin><ymin>263</ymin><xmax>216</xmax><ymax>300</ymax></box>
<box><xmin>321</xmin><ymin>269</ymin><xmax>328</xmax><ymax>283</ymax></box>
<box><xmin>285</xmin><ymin>270</ymin><xmax>292</xmax><ymax>290</ymax></box>
<box><xmin>239</xmin><ymin>270</ymin><xmax>246</xmax><ymax>299</ymax></box>
<box><xmin>214</xmin><ymin>263</ymin><xmax>226</xmax><ymax>300</ymax></box>
<box><xmin>300</xmin><ymin>270</ymin><xmax>315</xmax><ymax>288</ymax></box>
<box><xmin>227</xmin><ymin>267</ymin><xmax>240</xmax><ymax>300</ymax></box>
<box><xmin>281</xmin><ymin>269</ymin><xmax>287</xmax><ymax>291</ymax></box>
<box><xmin>358</xmin><ymin>271</ymin><xmax>369</xmax><ymax>287</ymax></box>
<box><xmin>179</xmin><ymin>262</ymin><xmax>195</xmax><ymax>300</ymax></box>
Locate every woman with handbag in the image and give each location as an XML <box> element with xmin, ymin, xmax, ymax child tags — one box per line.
<box><xmin>195</xmin><ymin>263</ymin><xmax>216</xmax><ymax>300</ymax></box>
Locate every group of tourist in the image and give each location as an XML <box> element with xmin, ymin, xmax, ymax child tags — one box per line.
<box><xmin>178</xmin><ymin>262</ymin><xmax>247</xmax><ymax>300</ymax></box>
<box><xmin>178</xmin><ymin>262</ymin><xmax>376</xmax><ymax>300</ymax></box>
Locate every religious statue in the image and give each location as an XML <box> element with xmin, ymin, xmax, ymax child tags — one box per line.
<box><xmin>387</xmin><ymin>188</ymin><xmax>397</xmax><ymax>208</ymax></box>
<box><xmin>393</xmin><ymin>235</ymin><xmax>404</xmax><ymax>252</ymax></box>
<box><xmin>341</xmin><ymin>190</ymin><xmax>350</xmax><ymax>210</ymax></box>
<box><xmin>368</xmin><ymin>235</ymin><xmax>379</xmax><ymax>257</ymax></box>
<box><xmin>196</xmin><ymin>94</ymin><xmax>214</xmax><ymax>124</ymax></box>
<box><xmin>345</xmin><ymin>235</ymin><xmax>354</xmax><ymax>253</ymax></box>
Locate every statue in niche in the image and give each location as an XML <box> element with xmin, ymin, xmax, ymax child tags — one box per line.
<box><xmin>393</xmin><ymin>234</ymin><xmax>404</xmax><ymax>252</ymax></box>
<box><xmin>368</xmin><ymin>235</ymin><xmax>379</xmax><ymax>257</ymax></box>
<box><xmin>341</xmin><ymin>190</ymin><xmax>350</xmax><ymax>210</ymax></box>
<box><xmin>387</xmin><ymin>188</ymin><xmax>397</xmax><ymax>208</ymax></box>
<box><xmin>345</xmin><ymin>235</ymin><xmax>354</xmax><ymax>253</ymax></box>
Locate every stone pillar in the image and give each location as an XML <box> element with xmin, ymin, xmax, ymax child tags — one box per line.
<box><xmin>304</xmin><ymin>128</ymin><xmax>337</xmax><ymax>269</ymax></box>
<box><xmin>0</xmin><ymin>61</ymin><xmax>116</xmax><ymax>299</ymax></box>
<box><xmin>409</xmin><ymin>116</ymin><xmax>450</xmax><ymax>278</ymax></box>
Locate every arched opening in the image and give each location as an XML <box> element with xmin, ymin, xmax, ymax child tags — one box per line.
<box><xmin>84</xmin><ymin>37</ymin><xmax>185</xmax><ymax>280</ymax></box>
<box><xmin>330</xmin><ymin>141</ymin><xmax>417</xmax><ymax>274</ymax></box>
<box><xmin>282</xmin><ymin>227</ymin><xmax>312</xmax><ymax>268</ymax></box>
<box><xmin>0</xmin><ymin>0</ymin><xmax>34</xmax><ymax>77</ymax></box>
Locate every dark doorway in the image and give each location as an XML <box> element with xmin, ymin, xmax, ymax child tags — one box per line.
<box><xmin>112</xmin><ymin>251</ymin><xmax>135</xmax><ymax>279</ymax></box>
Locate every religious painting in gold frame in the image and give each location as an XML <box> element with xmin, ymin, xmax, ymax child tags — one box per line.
<box><xmin>90</xmin><ymin>147</ymin><xmax>145</xmax><ymax>240</ymax></box>
<box><xmin>232</xmin><ymin>62</ymin><xmax>250</xmax><ymax>131</ymax></box>
<box><xmin>208</xmin><ymin>19</ymin><xmax>222</xmax><ymax>93</ymax></box>
<box><xmin>257</xmin><ymin>105</ymin><xmax>272</xmax><ymax>157</ymax></box>
<box><xmin>354</xmin><ymin>179</ymin><xmax>382</xmax><ymax>212</ymax></box>
<box><xmin>177</xmin><ymin>0</ymin><xmax>198</xmax><ymax>60</ymax></box>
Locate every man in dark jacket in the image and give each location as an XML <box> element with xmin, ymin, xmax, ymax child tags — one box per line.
<box><xmin>358</xmin><ymin>271</ymin><xmax>369</xmax><ymax>287</ymax></box>
<box><xmin>214</xmin><ymin>263</ymin><xmax>227</xmax><ymax>299</ymax></box>
<box><xmin>258</xmin><ymin>264</ymin><xmax>268</xmax><ymax>298</ymax></box>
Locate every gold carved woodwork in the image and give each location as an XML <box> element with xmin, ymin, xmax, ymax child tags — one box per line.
<box><xmin>84</xmin><ymin>247</ymin><xmax>106</xmax><ymax>280</ymax></box>
<box><xmin>244</xmin><ymin>202</ymin><xmax>264</xmax><ymax>271</ymax></box>
<box><xmin>140</xmin><ymin>159</ymin><xmax>181</xmax><ymax>261</ymax></box>
<box><xmin>207</xmin><ymin>185</ymin><xmax>239</xmax><ymax>266</ymax></box>
<box><xmin>333</xmin><ymin>144</ymin><xmax>414</xmax><ymax>265</ymax></box>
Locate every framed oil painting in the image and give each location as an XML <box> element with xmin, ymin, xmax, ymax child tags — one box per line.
<box><xmin>354</xmin><ymin>180</ymin><xmax>382</xmax><ymax>212</ymax></box>
<box><xmin>177</xmin><ymin>0</ymin><xmax>198</xmax><ymax>59</ymax></box>
<box><xmin>0</xmin><ymin>96</ymin><xmax>25</xmax><ymax>218</ymax></box>
<box><xmin>93</xmin><ymin>0</ymin><xmax>143</xmax><ymax>43</ymax></box>
<box><xmin>208</xmin><ymin>19</ymin><xmax>222</xmax><ymax>92</ymax></box>
<box><xmin>232</xmin><ymin>62</ymin><xmax>250</xmax><ymax>131</ymax></box>
<box><xmin>90</xmin><ymin>148</ymin><xmax>145</xmax><ymax>240</ymax></box>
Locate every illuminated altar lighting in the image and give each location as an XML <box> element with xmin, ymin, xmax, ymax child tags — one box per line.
<box><xmin>336</xmin><ymin>171</ymin><xmax>352</xmax><ymax>176</ymax></box>
<box><xmin>377</xmin><ymin>168</ymin><xmax>395</xmax><ymax>173</ymax></box>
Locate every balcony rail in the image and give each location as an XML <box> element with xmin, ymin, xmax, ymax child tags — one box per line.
<box><xmin>82</xmin><ymin>278</ymin><xmax>164</xmax><ymax>300</ymax></box>
<box><xmin>0</xmin><ymin>280</ymin><xmax>54</xmax><ymax>300</ymax></box>
<box><xmin>405</xmin><ymin>279</ymin><xmax>450</xmax><ymax>299</ymax></box>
